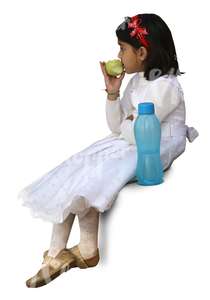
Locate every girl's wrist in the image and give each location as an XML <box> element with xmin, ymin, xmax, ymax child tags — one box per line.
<box><xmin>105</xmin><ymin>89</ymin><xmax>120</xmax><ymax>101</ymax></box>
<box><xmin>107</xmin><ymin>94</ymin><xmax>119</xmax><ymax>101</ymax></box>
<box><xmin>105</xmin><ymin>88</ymin><xmax>120</xmax><ymax>95</ymax></box>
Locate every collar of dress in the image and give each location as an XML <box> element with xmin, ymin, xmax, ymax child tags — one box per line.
<box><xmin>138</xmin><ymin>71</ymin><xmax>145</xmax><ymax>78</ymax></box>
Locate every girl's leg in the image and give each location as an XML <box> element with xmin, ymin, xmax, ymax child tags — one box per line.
<box><xmin>48</xmin><ymin>213</ymin><xmax>75</xmax><ymax>257</ymax></box>
<box><xmin>78</xmin><ymin>207</ymin><xmax>99</xmax><ymax>259</ymax></box>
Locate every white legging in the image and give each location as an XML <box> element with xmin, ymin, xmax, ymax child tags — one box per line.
<box><xmin>48</xmin><ymin>206</ymin><xmax>99</xmax><ymax>258</ymax></box>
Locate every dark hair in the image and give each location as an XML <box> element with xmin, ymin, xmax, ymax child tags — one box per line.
<box><xmin>116</xmin><ymin>14</ymin><xmax>185</xmax><ymax>80</ymax></box>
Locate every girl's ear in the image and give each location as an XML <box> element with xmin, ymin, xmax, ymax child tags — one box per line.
<box><xmin>137</xmin><ymin>46</ymin><xmax>148</xmax><ymax>62</ymax></box>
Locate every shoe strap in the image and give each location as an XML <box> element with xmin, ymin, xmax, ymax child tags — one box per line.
<box><xmin>70</xmin><ymin>246</ymin><xmax>89</xmax><ymax>268</ymax></box>
<box><xmin>42</xmin><ymin>249</ymin><xmax>73</xmax><ymax>269</ymax></box>
<box><xmin>42</xmin><ymin>256</ymin><xmax>63</xmax><ymax>269</ymax></box>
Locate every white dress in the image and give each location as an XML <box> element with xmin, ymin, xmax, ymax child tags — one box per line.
<box><xmin>17</xmin><ymin>72</ymin><xmax>199</xmax><ymax>223</ymax></box>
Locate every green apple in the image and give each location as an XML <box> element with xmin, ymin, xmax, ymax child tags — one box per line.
<box><xmin>105</xmin><ymin>59</ymin><xmax>124</xmax><ymax>77</ymax></box>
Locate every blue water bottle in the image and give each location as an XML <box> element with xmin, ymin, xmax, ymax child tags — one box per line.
<box><xmin>134</xmin><ymin>102</ymin><xmax>163</xmax><ymax>186</ymax></box>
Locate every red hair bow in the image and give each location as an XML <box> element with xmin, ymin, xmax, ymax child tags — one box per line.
<box><xmin>128</xmin><ymin>15</ymin><xmax>149</xmax><ymax>48</ymax></box>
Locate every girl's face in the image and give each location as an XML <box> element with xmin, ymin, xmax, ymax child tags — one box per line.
<box><xmin>117</xmin><ymin>40</ymin><xmax>147</xmax><ymax>74</ymax></box>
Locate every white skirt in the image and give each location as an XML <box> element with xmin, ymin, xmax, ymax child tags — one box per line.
<box><xmin>17</xmin><ymin>133</ymin><xmax>186</xmax><ymax>223</ymax></box>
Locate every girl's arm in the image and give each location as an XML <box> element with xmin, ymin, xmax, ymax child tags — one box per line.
<box><xmin>106</xmin><ymin>96</ymin><xmax>123</xmax><ymax>134</ymax></box>
<box><xmin>120</xmin><ymin>111</ymin><xmax>138</xmax><ymax>144</ymax></box>
<box><xmin>105</xmin><ymin>76</ymin><xmax>136</xmax><ymax>134</ymax></box>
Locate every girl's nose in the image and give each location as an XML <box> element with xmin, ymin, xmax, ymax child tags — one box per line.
<box><xmin>117</xmin><ymin>52</ymin><xmax>121</xmax><ymax>59</ymax></box>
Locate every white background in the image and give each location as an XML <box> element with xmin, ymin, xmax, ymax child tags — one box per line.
<box><xmin>0</xmin><ymin>0</ymin><xmax>209</xmax><ymax>299</ymax></box>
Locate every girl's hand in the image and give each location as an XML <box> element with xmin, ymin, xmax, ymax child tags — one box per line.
<box><xmin>99</xmin><ymin>61</ymin><xmax>125</xmax><ymax>93</ymax></box>
<box><xmin>126</xmin><ymin>114</ymin><xmax>134</xmax><ymax>121</ymax></box>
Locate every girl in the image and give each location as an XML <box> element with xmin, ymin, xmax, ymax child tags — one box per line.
<box><xmin>18</xmin><ymin>13</ymin><xmax>198</xmax><ymax>288</ymax></box>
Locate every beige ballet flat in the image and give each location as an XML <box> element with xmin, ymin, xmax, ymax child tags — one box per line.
<box><xmin>26</xmin><ymin>248</ymin><xmax>76</xmax><ymax>288</ymax></box>
<box><xmin>69</xmin><ymin>245</ymin><xmax>100</xmax><ymax>268</ymax></box>
<box><xmin>43</xmin><ymin>245</ymin><xmax>100</xmax><ymax>269</ymax></box>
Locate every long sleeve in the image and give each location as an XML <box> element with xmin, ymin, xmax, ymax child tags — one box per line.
<box><xmin>119</xmin><ymin>76</ymin><xmax>181</xmax><ymax>145</ymax></box>
<box><xmin>120</xmin><ymin>118</ymin><xmax>136</xmax><ymax>144</ymax></box>
<box><xmin>105</xmin><ymin>76</ymin><xmax>136</xmax><ymax>134</ymax></box>
<box><xmin>105</xmin><ymin>97</ymin><xmax>123</xmax><ymax>134</ymax></box>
